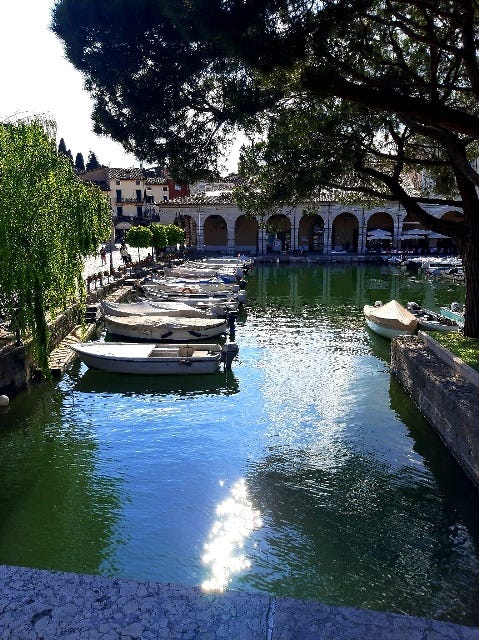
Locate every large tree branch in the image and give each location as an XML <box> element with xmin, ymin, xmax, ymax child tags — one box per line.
<box><xmin>300</xmin><ymin>70</ymin><xmax>479</xmax><ymax>138</ymax></box>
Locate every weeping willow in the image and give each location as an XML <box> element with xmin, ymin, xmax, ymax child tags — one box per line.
<box><xmin>0</xmin><ymin>118</ymin><xmax>112</xmax><ymax>374</ymax></box>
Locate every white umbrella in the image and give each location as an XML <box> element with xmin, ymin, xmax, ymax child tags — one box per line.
<box><xmin>400</xmin><ymin>234</ymin><xmax>422</xmax><ymax>240</ymax></box>
<box><xmin>401</xmin><ymin>228</ymin><xmax>426</xmax><ymax>237</ymax></box>
<box><xmin>367</xmin><ymin>229</ymin><xmax>392</xmax><ymax>239</ymax></box>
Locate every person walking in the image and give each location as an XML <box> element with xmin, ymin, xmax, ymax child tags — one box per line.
<box><xmin>120</xmin><ymin>243</ymin><xmax>130</xmax><ymax>264</ymax></box>
<box><xmin>100</xmin><ymin>247</ymin><xmax>107</xmax><ymax>266</ymax></box>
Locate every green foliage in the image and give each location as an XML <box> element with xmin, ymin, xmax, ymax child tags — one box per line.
<box><xmin>75</xmin><ymin>152</ymin><xmax>85</xmax><ymax>171</ymax></box>
<box><xmin>85</xmin><ymin>151</ymin><xmax>100</xmax><ymax>171</ymax></box>
<box><xmin>125</xmin><ymin>225</ymin><xmax>153</xmax><ymax>249</ymax></box>
<box><xmin>150</xmin><ymin>223</ymin><xmax>168</xmax><ymax>251</ymax></box>
<box><xmin>165</xmin><ymin>224</ymin><xmax>186</xmax><ymax>247</ymax></box>
<box><xmin>150</xmin><ymin>223</ymin><xmax>185</xmax><ymax>250</ymax></box>
<box><xmin>430</xmin><ymin>332</ymin><xmax>479</xmax><ymax>372</ymax></box>
<box><xmin>0</xmin><ymin>118</ymin><xmax>112</xmax><ymax>373</ymax></box>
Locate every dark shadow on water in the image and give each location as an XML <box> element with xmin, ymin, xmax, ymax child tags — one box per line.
<box><xmin>73</xmin><ymin>365</ymin><xmax>240</xmax><ymax>397</ymax></box>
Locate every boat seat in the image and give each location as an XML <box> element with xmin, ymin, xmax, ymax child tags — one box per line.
<box><xmin>178</xmin><ymin>346</ymin><xmax>194</xmax><ymax>357</ymax></box>
<box><xmin>149</xmin><ymin>348</ymin><xmax>178</xmax><ymax>357</ymax></box>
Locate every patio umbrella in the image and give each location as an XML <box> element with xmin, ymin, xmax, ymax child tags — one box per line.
<box><xmin>367</xmin><ymin>229</ymin><xmax>392</xmax><ymax>239</ymax></box>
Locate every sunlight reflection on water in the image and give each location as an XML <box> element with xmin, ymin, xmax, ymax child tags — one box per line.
<box><xmin>201</xmin><ymin>478</ymin><xmax>262</xmax><ymax>591</ymax></box>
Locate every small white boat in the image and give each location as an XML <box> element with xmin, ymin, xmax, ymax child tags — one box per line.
<box><xmin>104</xmin><ymin>314</ymin><xmax>229</xmax><ymax>341</ymax></box>
<box><xmin>363</xmin><ymin>300</ymin><xmax>417</xmax><ymax>339</ymax></box>
<box><xmin>141</xmin><ymin>291</ymin><xmax>239</xmax><ymax>317</ymax></box>
<box><xmin>71</xmin><ymin>341</ymin><xmax>239</xmax><ymax>374</ymax></box>
<box><xmin>406</xmin><ymin>302</ymin><xmax>461</xmax><ymax>333</ymax></box>
<box><xmin>101</xmin><ymin>300</ymin><xmax>213</xmax><ymax>318</ymax></box>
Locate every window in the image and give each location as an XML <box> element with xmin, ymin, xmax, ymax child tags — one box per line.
<box><xmin>117</xmin><ymin>206</ymin><xmax>123</xmax><ymax>216</ymax></box>
<box><xmin>136</xmin><ymin>180</ymin><xmax>140</xmax><ymax>185</ymax></box>
<box><xmin>163</xmin><ymin>186</ymin><xmax>167</xmax><ymax>191</ymax></box>
<box><xmin>175</xmin><ymin>184</ymin><xmax>181</xmax><ymax>191</ymax></box>
<box><xmin>116</xmin><ymin>180</ymin><xmax>120</xmax><ymax>185</ymax></box>
<box><xmin>116</xmin><ymin>189</ymin><xmax>122</xmax><ymax>201</ymax></box>
<box><xmin>136</xmin><ymin>190</ymin><xmax>142</xmax><ymax>202</ymax></box>
<box><xmin>137</xmin><ymin>206</ymin><xmax>143</xmax><ymax>217</ymax></box>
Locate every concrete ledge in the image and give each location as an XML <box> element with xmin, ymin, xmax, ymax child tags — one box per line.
<box><xmin>419</xmin><ymin>331</ymin><xmax>479</xmax><ymax>389</ymax></box>
<box><xmin>391</xmin><ymin>335</ymin><xmax>479</xmax><ymax>489</ymax></box>
<box><xmin>0</xmin><ymin>565</ymin><xmax>477</xmax><ymax>639</ymax></box>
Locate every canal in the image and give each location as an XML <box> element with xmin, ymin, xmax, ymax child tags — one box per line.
<box><xmin>0</xmin><ymin>263</ymin><xmax>478</xmax><ymax>625</ymax></box>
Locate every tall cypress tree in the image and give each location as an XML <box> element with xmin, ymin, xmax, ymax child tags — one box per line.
<box><xmin>75</xmin><ymin>152</ymin><xmax>85</xmax><ymax>171</ymax></box>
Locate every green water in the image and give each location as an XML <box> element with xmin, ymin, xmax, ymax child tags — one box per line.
<box><xmin>0</xmin><ymin>264</ymin><xmax>478</xmax><ymax>625</ymax></box>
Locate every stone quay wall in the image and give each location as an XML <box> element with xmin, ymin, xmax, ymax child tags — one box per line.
<box><xmin>391</xmin><ymin>335</ymin><xmax>479</xmax><ymax>490</ymax></box>
<box><xmin>0</xmin><ymin>275</ymin><xmax>134</xmax><ymax>399</ymax></box>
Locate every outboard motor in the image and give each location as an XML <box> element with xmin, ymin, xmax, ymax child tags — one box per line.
<box><xmin>221</xmin><ymin>342</ymin><xmax>239</xmax><ymax>370</ymax></box>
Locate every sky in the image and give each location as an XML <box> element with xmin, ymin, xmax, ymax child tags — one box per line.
<box><xmin>0</xmin><ymin>0</ymin><xmax>239</xmax><ymax>173</ymax></box>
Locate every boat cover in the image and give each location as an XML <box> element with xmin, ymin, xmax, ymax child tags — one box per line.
<box><xmin>363</xmin><ymin>300</ymin><xmax>417</xmax><ymax>330</ymax></box>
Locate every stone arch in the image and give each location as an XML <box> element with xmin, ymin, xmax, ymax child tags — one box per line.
<box><xmin>298</xmin><ymin>214</ymin><xmax>325</xmax><ymax>252</ymax></box>
<box><xmin>235</xmin><ymin>215</ymin><xmax>259</xmax><ymax>252</ymax></box>
<box><xmin>175</xmin><ymin>214</ymin><xmax>195</xmax><ymax>247</ymax></box>
<box><xmin>204</xmin><ymin>214</ymin><xmax>227</xmax><ymax>248</ymax></box>
<box><xmin>332</xmin><ymin>212</ymin><xmax>359</xmax><ymax>252</ymax></box>
<box><xmin>366</xmin><ymin>211</ymin><xmax>394</xmax><ymax>249</ymax></box>
<box><xmin>265</xmin><ymin>214</ymin><xmax>291</xmax><ymax>252</ymax></box>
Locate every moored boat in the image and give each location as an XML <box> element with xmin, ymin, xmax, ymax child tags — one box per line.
<box><xmin>104</xmin><ymin>314</ymin><xmax>229</xmax><ymax>341</ymax></box>
<box><xmin>71</xmin><ymin>341</ymin><xmax>239</xmax><ymax>374</ymax></box>
<box><xmin>363</xmin><ymin>300</ymin><xmax>417</xmax><ymax>339</ymax></box>
<box><xmin>439</xmin><ymin>302</ymin><xmax>465</xmax><ymax>327</ymax></box>
<box><xmin>100</xmin><ymin>299</ymin><xmax>213</xmax><ymax>318</ymax></box>
<box><xmin>406</xmin><ymin>302</ymin><xmax>461</xmax><ymax>332</ymax></box>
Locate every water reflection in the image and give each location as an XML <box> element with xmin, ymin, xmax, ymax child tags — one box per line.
<box><xmin>201</xmin><ymin>478</ymin><xmax>262</xmax><ymax>591</ymax></box>
<box><xmin>0</xmin><ymin>380</ymin><xmax>123</xmax><ymax>574</ymax></box>
<box><xmin>0</xmin><ymin>264</ymin><xmax>477</xmax><ymax>625</ymax></box>
<box><xmin>73</xmin><ymin>363</ymin><xmax>240</xmax><ymax>397</ymax></box>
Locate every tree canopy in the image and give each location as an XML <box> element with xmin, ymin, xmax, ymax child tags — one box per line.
<box><xmin>0</xmin><ymin>118</ymin><xmax>112</xmax><ymax>373</ymax></box>
<box><xmin>150</xmin><ymin>223</ymin><xmax>185</xmax><ymax>251</ymax></box>
<box><xmin>52</xmin><ymin>0</ymin><xmax>479</xmax><ymax>334</ymax></box>
<box><xmin>86</xmin><ymin>151</ymin><xmax>100</xmax><ymax>171</ymax></box>
<box><xmin>75</xmin><ymin>152</ymin><xmax>85</xmax><ymax>171</ymax></box>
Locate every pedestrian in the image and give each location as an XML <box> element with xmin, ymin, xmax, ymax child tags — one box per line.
<box><xmin>120</xmin><ymin>244</ymin><xmax>129</xmax><ymax>264</ymax></box>
<box><xmin>100</xmin><ymin>247</ymin><xmax>107</xmax><ymax>265</ymax></box>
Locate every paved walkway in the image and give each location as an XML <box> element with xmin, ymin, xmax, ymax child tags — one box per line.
<box><xmin>0</xmin><ymin>565</ymin><xmax>477</xmax><ymax>639</ymax></box>
<box><xmin>83</xmin><ymin>245</ymin><xmax>151</xmax><ymax>279</ymax></box>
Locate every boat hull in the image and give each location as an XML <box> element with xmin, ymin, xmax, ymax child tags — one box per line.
<box><xmin>365</xmin><ymin>316</ymin><xmax>416</xmax><ymax>340</ymax></box>
<box><xmin>104</xmin><ymin>315</ymin><xmax>228</xmax><ymax>341</ymax></box>
<box><xmin>363</xmin><ymin>300</ymin><xmax>417</xmax><ymax>339</ymax></box>
<box><xmin>71</xmin><ymin>342</ymin><xmax>223</xmax><ymax>374</ymax></box>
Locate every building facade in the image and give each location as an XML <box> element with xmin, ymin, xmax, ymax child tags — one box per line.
<box><xmin>81</xmin><ymin>168</ymin><xmax>461</xmax><ymax>254</ymax></box>
<box><xmin>151</xmin><ymin>200</ymin><xmax>461</xmax><ymax>256</ymax></box>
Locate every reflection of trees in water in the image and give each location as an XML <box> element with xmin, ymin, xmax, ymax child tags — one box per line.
<box><xmin>388</xmin><ymin>374</ymin><xmax>479</xmax><ymax>556</ymax></box>
<box><xmin>0</xmin><ymin>379</ymin><xmax>122</xmax><ymax>574</ymax></box>
<box><xmin>242</xmin><ymin>446</ymin><xmax>479</xmax><ymax>625</ymax></box>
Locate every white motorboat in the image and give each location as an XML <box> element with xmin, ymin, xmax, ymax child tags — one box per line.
<box><xmin>104</xmin><ymin>314</ymin><xmax>229</xmax><ymax>341</ymax></box>
<box><xmin>101</xmin><ymin>300</ymin><xmax>213</xmax><ymax>318</ymax></box>
<box><xmin>71</xmin><ymin>341</ymin><xmax>239</xmax><ymax>374</ymax></box>
<box><xmin>406</xmin><ymin>302</ymin><xmax>461</xmax><ymax>332</ymax></box>
<box><xmin>141</xmin><ymin>290</ymin><xmax>239</xmax><ymax>317</ymax></box>
<box><xmin>363</xmin><ymin>300</ymin><xmax>418</xmax><ymax>339</ymax></box>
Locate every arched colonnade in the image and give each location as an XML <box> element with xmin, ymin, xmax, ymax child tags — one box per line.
<box><xmin>164</xmin><ymin>203</ymin><xmax>462</xmax><ymax>255</ymax></box>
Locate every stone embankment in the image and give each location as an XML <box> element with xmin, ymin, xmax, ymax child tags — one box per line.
<box><xmin>0</xmin><ymin>565</ymin><xmax>477</xmax><ymax>640</ymax></box>
<box><xmin>391</xmin><ymin>333</ymin><xmax>479</xmax><ymax>489</ymax></box>
<box><xmin>0</xmin><ymin>272</ymin><xmax>139</xmax><ymax>398</ymax></box>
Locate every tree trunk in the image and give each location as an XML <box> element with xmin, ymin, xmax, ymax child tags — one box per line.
<box><xmin>463</xmin><ymin>239</ymin><xmax>479</xmax><ymax>337</ymax></box>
